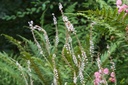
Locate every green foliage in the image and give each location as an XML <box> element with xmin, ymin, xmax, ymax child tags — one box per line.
<box><xmin>0</xmin><ymin>0</ymin><xmax>101</xmax><ymax>52</ymax></box>
<box><xmin>2</xmin><ymin>1</ymin><xmax>50</xmax><ymax>20</ymax></box>
<box><xmin>0</xmin><ymin>52</ymin><xmax>25</xmax><ymax>85</ymax></box>
<box><xmin>0</xmin><ymin>0</ymin><xmax>128</xmax><ymax>85</ymax></box>
<box><xmin>76</xmin><ymin>7</ymin><xmax>128</xmax><ymax>84</ymax></box>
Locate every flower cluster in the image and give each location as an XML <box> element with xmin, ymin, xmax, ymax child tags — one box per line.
<box><xmin>94</xmin><ymin>68</ymin><xmax>109</xmax><ymax>85</ymax></box>
<box><xmin>59</xmin><ymin>3</ymin><xmax>76</xmax><ymax>33</ymax></box>
<box><xmin>94</xmin><ymin>68</ymin><xmax>116</xmax><ymax>85</ymax></box>
<box><xmin>109</xmin><ymin>72</ymin><xmax>116</xmax><ymax>83</ymax></box>
<box><xmin>116</xmin><ymin>0</ymin><xmax>128</xmax><ymax>13</ymax></box>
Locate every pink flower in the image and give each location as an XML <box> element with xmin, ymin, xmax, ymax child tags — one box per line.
<box><xmin>100</xmin><ymin>80</ymin><xmax>105</xmax><ymax>84</ymax></box>
<box><xmin>94</xmin><ymin>80</ymin><xmax>98</xmax><ymax>85</ymax></box>
<box><xmin>94</xmin><ymin>71</ymin><xmax>102</xmax><ymax>85</ymax></box>
<box><xmin>109</xmin><ymin>72</ymin><xmax>116</xmax><ymax>82</ymax></box>
<box><xmin>116</xmin><ymin>0</ymin><xmax>122</xmax><ymax>6</ymax></box>
<box><xmin>116</xmin><ymin>0</ymin><xmax>128</xmax><ymax>13</ymax></box>
<box><xmin>103</xmin><ymin>68</ymin><xmax>109</xmax><ymax>74</ymax></box>
<box><xmin>118</xmin><ymin>4</ymin><xmax>128</xmax><ymax>13</ymax></box>
<box><xmin>94</xmin><ymin>81</ymin><xmax>98</xmax><ymax>85</ymax></box>
<box><xmin>94</xmin><ymin>78</ymin><xmax>101</xmax><ymax>85</ymax></box>
<box><xmin>126</xmin><ymin>9</ymin><xmax>128</xmax><ymax>13</ymax></box>
<box><xmin>94</xmin><ymin>72</ymin><xmax>101</xmax><ymax>78</ymax></box>
<box><xmin>109</xmin><ymin>77</ymin><xmax>116</xmax><ymax>82</ymax></box>
<box><xmin>110</xmin><ymin>72</ymin><xmax>115</xmax><ymax>77</ymax></box>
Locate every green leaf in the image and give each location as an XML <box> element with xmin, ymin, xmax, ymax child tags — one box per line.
<box><xmin>31</xmin><ymin>8</ymin><xmax>36</xmax><ymax>12</ymax></box>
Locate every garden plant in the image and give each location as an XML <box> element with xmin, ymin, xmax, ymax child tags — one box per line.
<box><xmin>0</xmin><ymin>0</ymin><xmax>128</xmax><ymax>85</ymax></box>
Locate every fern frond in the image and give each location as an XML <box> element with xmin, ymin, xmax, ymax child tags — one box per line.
<box><xmin>18</xmin><ymin>35</ymin><xmax>42</xmax><ymax>58</ymax></box>
<box><xmin>65</xmin><ymin>2</ymin><xmax>77</xmax><ymax>13</ymax></box>
<box><xmin>101</xmin><ymin>42</ymin><xmax>119</xmax><ymax>66</ymax></box>
<box><xmin>0</xmin><ymin>52</ymin><xmax>27</xmax><ymax>85</ymax></box>
<box><xmin>2</xmin><ymin>34</ymin><xmax>25</xmax><ymax>52</ymax></box>
<box><xmin>82</xmin><ymin>8</ymin><xmax>127</xmax><ymax>28</ymax></box>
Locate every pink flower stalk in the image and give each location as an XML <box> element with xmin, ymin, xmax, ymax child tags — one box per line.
<box><xmin>109</xmin><ymin>72</ymin><xmax>116</xmax><ymax>83</ymax></box>
<box><xmin>103</xmin><ymin>68</ymin><xmax>109</xmax><ymax>74</ymax></box>
<box><xmin>94</xmin><ymin>68</ymin><xmax>109</xmax><ymax>85</ymax></box>
<box><xmin>94</xmin><ymin>71</ymin><xmax>101</xmax><ymax>85</ymax></box>
<box><xmin>126</xmin><ymin>9</ymin><xmax>128</xmax><ymax>13</ymax></box>
<box><xmin>94</xmin><ymin>72</ymin><xmax>101</xmax><ymax>78</ymax></box>
<box><xmin>110</xmin><ymin>72</ymin><xmax>115</xmax><ymax>77</ymax></box>
<box><xmin>116</xmin><ymin>0</ymin><xmax>122</xmax><ymax>6</ymax></box>
<box><xmin>109</xmin><ymin>77</ymin><xmax>116</xmax><ymax>82</ymax></box>
<box><xmin>116</xmin><ymin>0</ymin><xmax>128</xmax><ymax>13</ymax></box>
<box><xmin>94</xmin><ymin>80</ymin><xmax>98</xmax><ymax>85</ymax></box>
<box><xmin>94</xmin><ymin>78</ymin><xmax>101</xmax><ymax>85</ymax></box>
<box><xmin>118</xmin><ymin>4</ymin><xmax>128</xmax><ymax>13</ymax></box>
